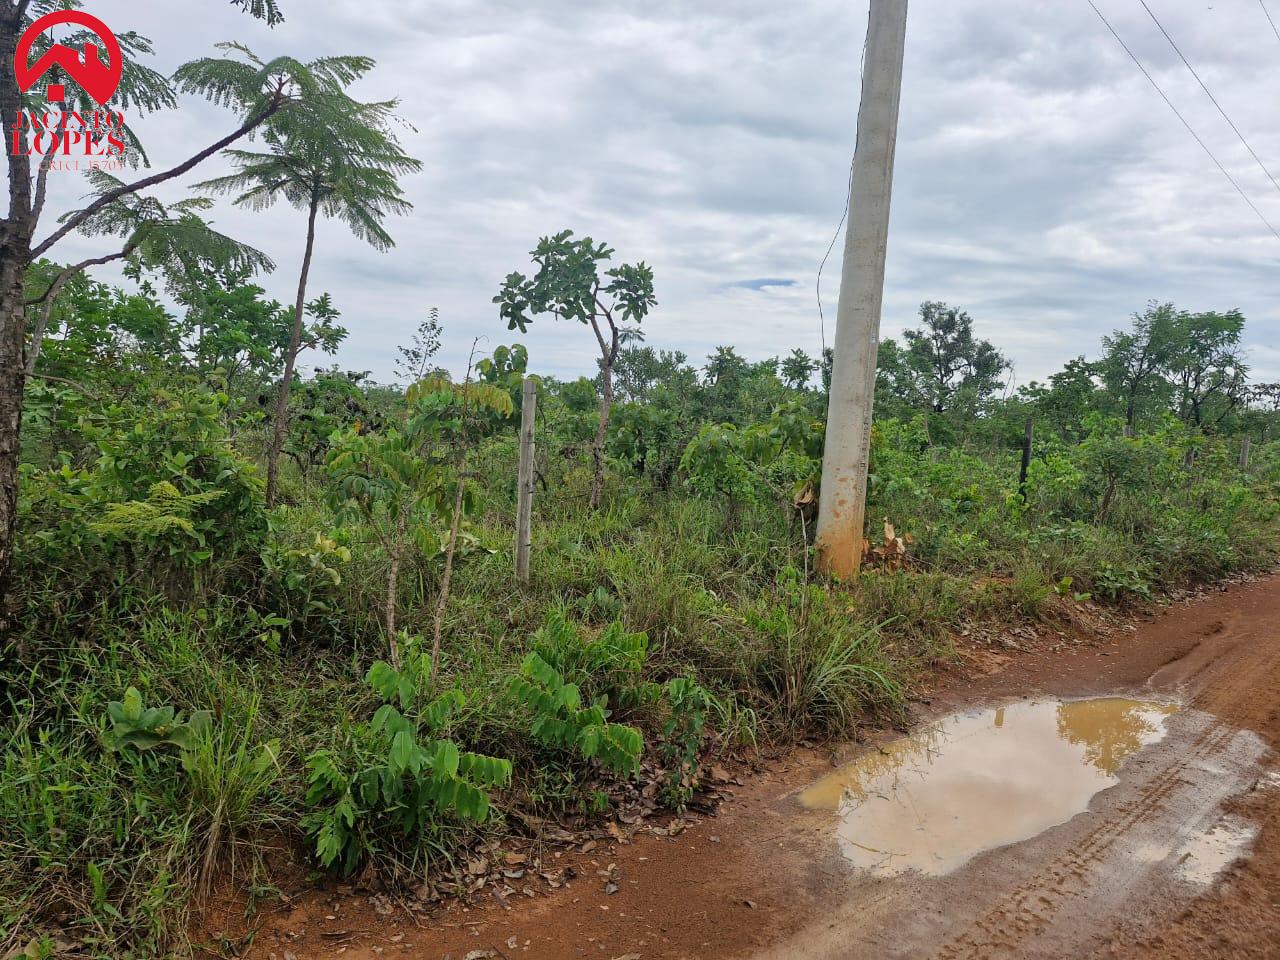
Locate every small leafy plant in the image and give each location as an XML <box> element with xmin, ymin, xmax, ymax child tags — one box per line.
<box><xmin>511</xmin><ymin>651</ymin><xmax>645</xmax><ymax>777</ymax></box>
<box><xmin>304</xmin><ymin>638</ymin><xmax>512</xmax><ymax>873</ymax></box>
<box><xmin>106</xmin><ymin>687</ymin><xmax>212</xmax><ymax>753</ymax></box>
<box><xmin>659</xmin><ymin>676</ymin><xmax>712</xmax><ymax>807</ymax></box>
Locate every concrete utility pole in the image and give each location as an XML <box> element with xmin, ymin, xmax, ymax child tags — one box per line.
<box><xmin>815</xmin><ymin>0</ymin><xmax>908</xmax><ymax>579</ymax></box>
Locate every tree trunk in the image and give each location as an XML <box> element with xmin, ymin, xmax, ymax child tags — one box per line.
<box><xmin>514</xmin><ymin>377</ymin><xmax>537</xmax><ymax>582</ymax></box>
<box><xmin>0</xmin><ymin>251</ymin><xmax>28</xmax><ymax>627</ymax></box>
<box><xmin>0</xmin><ymin>9</ymin><xmax>34</xmax><ymax>625</ymax></box>
<box><xmin>383</xmin><ymin>506</ymin><xmax>408</xmax><ymax>669</ymax></box>
<box><xmin>431</xmin><ymin>468</ymin><xmax>467</xmax><ymax>678</ymax></box>
<box><xmin>265</xmin><ymin>191</ymin><xmax>320</xmax><ymax>507</ymax></box>
<box><xmin>589</xmin><ymin>319</ymin><xmax>617</xmax><ymax>512</ymax></box>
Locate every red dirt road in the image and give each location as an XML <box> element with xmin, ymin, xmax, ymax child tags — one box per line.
<box><xmin>228</xmin><ymin>573</ymin><xmax>1280</xmax><ymax>960</ymax></box>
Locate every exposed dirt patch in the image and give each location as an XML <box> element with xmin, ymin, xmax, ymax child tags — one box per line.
<box><xmin>206</xmin><ymin>574</ymin><xmax>1280</xmax><ymax>960</ymax></box>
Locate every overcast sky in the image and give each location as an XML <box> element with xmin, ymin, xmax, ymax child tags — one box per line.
<box><xmin>42</xmin><ymin>0</ymin><xmax>1280</xmax><ymax>388</ymax></box>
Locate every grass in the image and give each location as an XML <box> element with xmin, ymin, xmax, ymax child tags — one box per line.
<box><xmin>3</xmin><ymin>429</ymin><xmax>1278</xmax><ymax>957</ymax></box>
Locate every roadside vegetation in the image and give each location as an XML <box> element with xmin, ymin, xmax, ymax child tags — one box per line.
<box><xmin>3</xmin><ymin>9</ymin><xmax>1280</xmax><ymax>960</ymax></box>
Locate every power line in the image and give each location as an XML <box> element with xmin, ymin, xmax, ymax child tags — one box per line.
<box><xmin>817</xmin><ymin>13</ymin><xmax>870</xmax><ymax>355</ymax></box>
<box><xmin>1137</xmin><ymin>0</ymin><xmax>1280</xmax><ymax>199</ymax></box>
<box><xmin>1260</xmin><ymin>0</ymin><xmax>1280</xmax><ymax>45</ymax></box>
<box><xmin>816</xmin><ymin>157</ymin><xmax>852</xmax><ymax>355</ymax></box>
<box><xmin>1087</xmin><ymin>0</ymin><xmax>1280</xmax><ymax>244</ymax></box>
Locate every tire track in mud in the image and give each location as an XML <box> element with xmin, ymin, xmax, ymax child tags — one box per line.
<box><xmin>933</xmin><ymin>716</ymin><xmax>1265</xmax><ymax>959</ymax></box>
<box><xmin>929</xmin><ymin>603</ymin><xmax>1280</xmax><ymax>960</ymax></box>
<box><xmin>758</xmin><ymin>578</ymin><xmax>1280</xmax><ymax>960</ymax></box>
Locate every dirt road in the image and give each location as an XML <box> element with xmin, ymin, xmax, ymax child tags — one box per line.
<box><xmin>236</xmin><ymin>574</ymin><xmax>1280</xmax><ymax>960</ymax></box>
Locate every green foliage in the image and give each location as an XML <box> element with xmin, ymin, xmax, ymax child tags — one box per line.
<box><xmin>511</xmin><ymin>653</ymin><xmax>645</xmax><ymax>777</ymax></box>
<box><xmin>742</xmin><ymin>584</ymin><xmax>904</xmax><ymax>736</ymax></box>
<box><xmin>884</xmin><ymin>301</ymin><xmax>1010</xmax><ymax>420</ymax></box>
<box><xmin>106</xmin><ymin>688</ymin><xmax>212</xmax><ymax>753</ymax></box>
<box><xmin>529</xmin><ymin>609</ymin><xmax>656</xmax><ymax>707</ymax></box>
<box><xmin>12</xmin><ymin>184</ymin><xmax>1280</xmax><ymax>960</ymax></box>
<box><xmin>510</xmin><ymin>613</ymin><xmax>649</xmax><ymax>777</ymax></box>
<box><xmin>260</xmin><ymin>529</ymin><xmax>352</xmax><ymax>638</ymax></box>
<box><xmin>495</xmin><ymin>230</ymin><xmax>656</xmax><ymax>336</ymax></box>
<box><xmin>303</xmin><ymin>642</ymin><xmax>511</xmax><ymax>873</ymax></box>
<box><xmin>474</xmin><ymin>342</ymin><xmax>531</xmax><ymax>415</ymax></box>
<box><xmin>679</xmin><ymin>423</ymin><xmax>756</xmax><ymax>522</ymax></box>
<box><xmin>18</xmin><ymin>390</ymin><xmax>267</xmax><ymax>599</ymax></box>
<box><xmin>659</xmin><ymin>677</ymin><xmax>712</xmax><ymax>807</ymax></box>
<box><xmin>395</xmin><ymin>308</ymin><xmax>443</xmax><ymax>382</ymax></box>
<box><xmin>679</xmin><ymin>402</ymin><xmax>825</xmax><ymax>524</ymax></box>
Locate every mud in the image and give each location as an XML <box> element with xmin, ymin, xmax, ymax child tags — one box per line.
<box><xmin>798</xmin><ymin>698</ymin><xmax>1179</xmax><ymax>877</ymax></box>
<box><xmin>216</xmin><ymin>573</ymin><xmax>1280</xmax><ymax>960</ymax></box>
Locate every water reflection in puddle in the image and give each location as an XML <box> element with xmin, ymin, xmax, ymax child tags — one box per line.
<box><xmin>799</xmin><ymin>698</ymin><xmax>1178</xmax><ymax>877</ymax></box>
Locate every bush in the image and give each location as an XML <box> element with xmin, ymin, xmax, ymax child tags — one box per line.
<box><xmin>303</xmin><ymin>639</ymin><xmax>512</xmax><ymax>876</ymax></box>
<box><xmin>17</xmin><ymin>390</ymin><xmax>266</xmax><ymax>605</ymax></box>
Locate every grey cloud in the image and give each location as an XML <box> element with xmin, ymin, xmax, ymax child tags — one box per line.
<box><xmin>37</xmin><ymin>0</ymin><xmax>1280</xmax><ymax>387</ymax></box>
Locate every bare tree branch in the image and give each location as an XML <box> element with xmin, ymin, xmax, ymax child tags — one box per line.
<box><xmin>30</xmin><ymin>96</ymin><xmax>284</xmax><ymax>261</ymax></box>
<box><xmin>24</xmin><ymin>246</ymin><xmax>133</xmax><ymax>374</ymax></box>
<box><xmin>30</xmin><ymin>117</ymin><xmax>66</xmax><ymax>229</ymax></box>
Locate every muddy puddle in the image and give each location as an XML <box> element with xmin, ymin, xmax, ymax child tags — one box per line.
<box><xmin>800</xmin><ymin>697</ymin><xmax>1179</xmax><ymax>877</ymax></box>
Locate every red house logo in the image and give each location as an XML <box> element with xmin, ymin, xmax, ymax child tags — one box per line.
<box><xmin>14</xmin><ymin>10</ymin><xmax>123</xmax><ymax>105</ymax></box>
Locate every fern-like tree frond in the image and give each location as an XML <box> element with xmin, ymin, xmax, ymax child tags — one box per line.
<box><xmin>24</xmin><ymin>170</ymin><xmax>273</xmax><ymax>374</ymax></box>
<box><xmin>33</xmin><ymin>44</ymin><xmax>382</xmax><ymax>260</ymax></box>
<box><xmin>193</xmin><ymin>77</ymin><xmax>422</xmax><ymax>505</ymax></box>
<box><xmin>229</xmin><ymin>0</ymin><xmax>284</xmax><ymax>25</ymax></box>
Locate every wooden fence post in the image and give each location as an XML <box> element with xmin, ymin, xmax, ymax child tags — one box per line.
<box><xmin>515</xmin><ymin>378</ymin><xmax>537</xmax><ymax>583</ymax></box>
<box><xmin>1018</xmin><ymin>418</ymin><xmax>1034</xmax><ymax>502</ymax></box>
<box><xmin>1239</xmin><ymin>436</ymin><xmax>1251</xmax><ymax>469</ymax></box>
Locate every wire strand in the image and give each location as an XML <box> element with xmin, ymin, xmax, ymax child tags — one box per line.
<box><xmin>1088</xmin><ymin>0</ymin><xmax>1280</xmax><ymax>244</ymax></box>
<box><xmin>1260</xmin><ymin>0</ymin><xmax>1280</xmax><ymax>45</ymax></box>
<box><xmin>817</xmin><ymin>9</ymin><xmax>872</xmax><ymax>354</ymax></box>
<box><xmin>1138</xmin><ymin>0</ymin><xmax>1280</xmax><ymax>199</ymax></box>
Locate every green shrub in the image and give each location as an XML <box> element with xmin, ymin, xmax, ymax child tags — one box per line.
<box><xmin>658</xmin><ymin>676</ymin><xmax>712</xmax><ymax>806</ymax></box>
<box><xmin>17</xmin><ymin>390</ymin><xmax>266</xmax><ymax>603</ymax></box>
<box><xmin>303</xmin><ymin>639</ymin><xmax>512</xmax><ymax>874</ymax></box>
<box><xmin>510</xmin><ymin>650</ymin><xmax>645</xmax><ymax>778</ymax></box>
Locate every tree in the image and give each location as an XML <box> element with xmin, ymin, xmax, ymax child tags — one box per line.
<box><xmin>495</xmin><ymin>230</ymin><xmax>656</xmax><ymax>510</ymax></box>
<box><xmin>612</xmin><ymin>346</ymin><xmax>693</xmax><ymax>404</ymax></box>
<box><xmin>196</xmin><ymin>76</ymin><xmax>421</xmax><ymax>506</ymax></box>
<box><xmin>170</xmin><ymin>268</ymin><xmax>290</xmax><ymax>386</ymax></box>
<box><xmin>21</xmin><ymin>265</ymin><xmax>173</xmax><ymax>388</ymax></box>
<box><xmin>902</xmin><ymin>301</ymin><xmax>1008</xmax><ymax>414</ymax></box>
<box><xmin>326</xmin><ymin>373</ymin><xmax>513</xmax><ymax>669</ymax></box>
<box><xmin>1099</xmin><ymin>302</ymin><xmax>1178</xmax><ymax>431</ymax></box>
<box><xmin>1248</xmin><ymin>382</ymin><xmax>1280</xmax><ymax>441</ymax></box>
<box><xmin>1018</xmin><ymin>357</ymin><xmax>1107</xmax><ymax>443</ymax></box>
<box><xmin>874</xmin><ymin>337</ymin><xmax>923</xmax><ymax>415</ymax></box>
<box><xmin>1167</xmin><ymin>309</ymin><xmax>1248</xmax><ymax>429</ymax></box>
<box><xmin>1</xmin><ymin>5</ymin><xmax>371</xmax><ymax>617</ymax></box>
<box><xmin>395</xmin><ymin>308</ymin><xmax>443</xmax><ymax>383</ymax></box>
<box><xmin>780</xmin><ymin>348</ymin><xmax>817</xmax><ymax>391</ymax></box>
